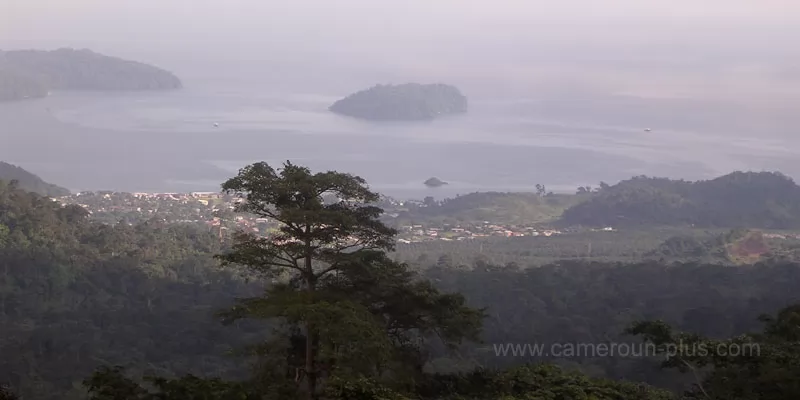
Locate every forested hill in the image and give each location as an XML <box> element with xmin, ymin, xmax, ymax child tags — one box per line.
<box><xmin>329</xmin><ymin>83</ymin><xmax>468</xmax><ymax>121</ymax></box>
<box><xmin>560</xmin><ymin>171</ymin><xmax>800</xmax><ymax>228</ymax></box>
<box><xmin>0</xmin><ymin>162</ymin><xmax>69</xmax><ymax>196</ymax></box>
<box><xmin>0</xmin><ymin>179</ymin><xmax>261</xmax><ymax>399</ymax></box>
<box><xmin>0</xmin><ymin>48</ymin><xmax>181</xmax><ymax>101</ymax></box>
<box><xmin>6</xmin><ymin>162</ymin><xmax>800</xmax><ymax>399</ymax></box>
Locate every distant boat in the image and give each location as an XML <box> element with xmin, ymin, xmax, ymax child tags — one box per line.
<box><xmin>213</xmin><ymin>123</ymin><xmax>219</xmax><ymax>128</ymax></box>
<box><xmin>644</xmin><ymin>128</ymin><xmax>651</xmax><ymax>132</ymax></box>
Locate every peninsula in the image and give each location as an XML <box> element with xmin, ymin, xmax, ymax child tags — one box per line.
<box><xmin>329</xmin><ymin>83</ymin><xmax>468</xmax><ymax>121</ymax></box>
<box><xmin>0</xmin><ymin>48</ymin><xmax>182</xmax><ymax>102</ymax></box>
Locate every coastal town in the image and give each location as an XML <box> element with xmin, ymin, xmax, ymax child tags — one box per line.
<box><xmin>54</xmin><ymin>191</ymin><xmax>606</xmax><ymax>242</ymax></box>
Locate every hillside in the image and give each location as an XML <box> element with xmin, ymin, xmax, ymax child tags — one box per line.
<box><xmin>0</xmin><ymin>180</ymin><xmax>260</xmax><ymax>399</ymax></box>
<box><xmin>560</xmin><ymin>171</ymin><xmax>800</xmax><ymax>228</ymax></box>
<box><xmin>0</xmin><ymin>162</ymin><xmax>70</xmax><ymax>196</ymax></box>
<box><xmin>388</xmin><ymin>192</ymin><xmax>584</xmax><ymax>225</ymax></box>
<box><xmin>643</xmin><ymin>228</ymin><xmax>800</xmax><ymax>264</ymax></box>
<box><xmin>5</xmin><ymin>162</ymin><xmax>800</xmax><ymax>399</ymax></box>
<box><xmin>329</xmin><ymin>83</ymin><xmax>468</xmax><ymax>121</ymax></box>
<box><xmin>0</xmin><ymin>48</ymin><xmax>182</xmax><ymax>101</ymax></box>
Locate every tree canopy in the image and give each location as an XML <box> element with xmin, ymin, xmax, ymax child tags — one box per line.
<box><xmin>216</xmin><ymin>161</ymin><xmax>484</xmax><ymax>399</ymax></box>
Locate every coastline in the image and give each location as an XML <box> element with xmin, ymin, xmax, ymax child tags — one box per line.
<box><xmin>3</xmin><ymin>86</ymin><xmax>800</xmax><ymax>197</ymax></box>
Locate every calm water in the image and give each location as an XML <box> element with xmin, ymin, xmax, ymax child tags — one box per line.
<box><xmin>1</xmin><ymin>79</ymin><xmax>799</xmax><ymax>200</ymax></box>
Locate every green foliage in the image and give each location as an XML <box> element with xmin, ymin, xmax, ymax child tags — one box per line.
<box><xmin>424</xmin><ymin>259</ymin><xmax>800</xmax><ymax>391</ymax></box>
<box><xmin>84</xmin><ymin>366</ymin><xmax>259</xmax><ymax>400</ymax></box>
<box><xmin>393</xmin><ymin>227</ymin><xmax>699</xmax><ymax>267</ymax></box>
<box><xmin>217</xmin><ymin>162</ymin><xmax>483</xmax><ymax>398</ymax></box>
<box><xmin>627</xmin><ymin>304</ymin><xmax>800</xmax><ymax>399</ymax></box>
<box><xmin>416</xmin><ymin>364</ymin><xmax>674</xmax><ymax>400</ymax></box>
<box><xmin>325</xmin><ymin>376</ymin><xmax>410</xmax><ymax>400</ymax></box>
<box><xmin>393</xmin><ymin>192</ymin><xmax>581</xmax><ymax>226</ymax></box>
<box><xmin>329</xmin><ymin>83</ymin><xmax>468</xmax><ymax>121</ymax></box>
<box><xmin>9</xmin><ymin>161</ymin><xmax>800</xmax><ymax>400</ymax></box>
<box><xmin>0</xmin><ymin>181</ymin><xmax>261</xmax><ymax>400</ymax></box>
<box><xmin>561</xmin><ymin>171</ymin><xmax>800</xmax><ymax>228</ymax></box>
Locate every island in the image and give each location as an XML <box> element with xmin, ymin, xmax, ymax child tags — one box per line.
<box><xmin>328</xmin><ymin>83</ymin><xmax>468</xmax><ymax>121</ymax></box>
<box><xmin>0</xmin><ymin>48</ymin><xmax>182</xmax><ymax>102</ymax></box>
<box><xmin>424</xmin><ymin>177</ymin><xmax>448</xmax><ymax>187</ymax></box>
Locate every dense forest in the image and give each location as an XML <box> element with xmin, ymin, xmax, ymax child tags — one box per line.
<box><xmin>328</xmin><ymin>83</ymin><xmax>468</xmax><ymax>121</ymax></box>
<box><xmin>0</xmin><ymin>162</ymin><xmax>70</xmax><ymax>197</ymax></box>
<box><xmin>392</xmin><ymin>227</ymin><xmax>800</xmax><ymax>267</ymax></box>
<box><xmin>3</xmin><ymin>163</ymin><xmax>800</xmax><ymax>399</ymax></box>
<box><xmin>0</xmin><ymin>48</ymin><xmax>181</xmax><ymax>101</ymax></box>
<box><xmin>381</xmin><ymin>171</ymin><xmax>800</xmax><ymax>230</ymax></box>
<box><xmin>561</xmin><ymin>171</ymin><xmax>800</xmax><ymax>228</ymax></box>
<box><xmin>391</xmin><ymin>192</ymin><xmax>581</xmax><ymax>226</ymax></box>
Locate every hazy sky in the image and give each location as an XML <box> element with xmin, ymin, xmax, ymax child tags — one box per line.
<box><xmin>3</xmin><ymin>0</ymin><xmax>799</xmax><ymax>98</ymax></box>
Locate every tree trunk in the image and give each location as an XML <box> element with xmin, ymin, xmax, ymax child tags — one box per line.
<box><xmin>305</xmin><ymin>323</ymin><xmax>318</xmax><ymax>400</ymax></box>
<box><xmin>303</xmin><ymin>242</ymin><xmax>319</xmax><ymax>400</ymax></box>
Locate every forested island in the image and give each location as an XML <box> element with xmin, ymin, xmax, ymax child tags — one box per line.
<box><xmin>5</xmin><ymin>164</ymin><xmax>800</xmax><ymax>399</ymax></box>
<box><xmin>328</xmin><ymin>83</ymin><xmax>468</xmax><ymax>121</ymax></box>
<box><xmin>0</xmin><ymin>48</ymin><xmax>182</xmax><ymax>101</ymax></box>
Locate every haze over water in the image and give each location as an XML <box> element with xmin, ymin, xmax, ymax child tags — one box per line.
<box><xmin>3</xmin><ymin>0</ymin><xmax>800</xmax><ymax>199</ymax></box>
<box><xmin>3</xmin><ymin>80</ymin><xmax>799</xmax><ymax>200</ymax></box>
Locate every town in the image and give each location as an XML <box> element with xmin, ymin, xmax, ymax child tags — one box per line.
<box><xmin>54</xmin><ymin>191</ymin><xmax>618</xmax><ymax>242</ymax></box>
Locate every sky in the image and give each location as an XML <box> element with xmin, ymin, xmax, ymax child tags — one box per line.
<box><xmin>2</xmin><ymin>0</ymin><xmax>799</xmax><ymax>98</ymax></box>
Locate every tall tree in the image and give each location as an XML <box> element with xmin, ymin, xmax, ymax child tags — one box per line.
<box><xmin>627</xmin><ymin>303</ymin><xmax>800</xmax><ymax>399</ymax></box>
<box><xmin>217</xmin><ymin>162</ymin><xmax>482</xmax><ymax>399</ymax></box>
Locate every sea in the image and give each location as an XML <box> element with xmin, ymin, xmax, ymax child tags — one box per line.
<box><xmin>2</xmin><ymin>77</ymin><xmax>799</xmax><ymax>201</ymax></box>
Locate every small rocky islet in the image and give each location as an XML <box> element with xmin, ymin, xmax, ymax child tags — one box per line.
<box><xmin>424</xmin><ymin>177</ymin><xmax>448</xmax><ymax>187</ymax></box>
